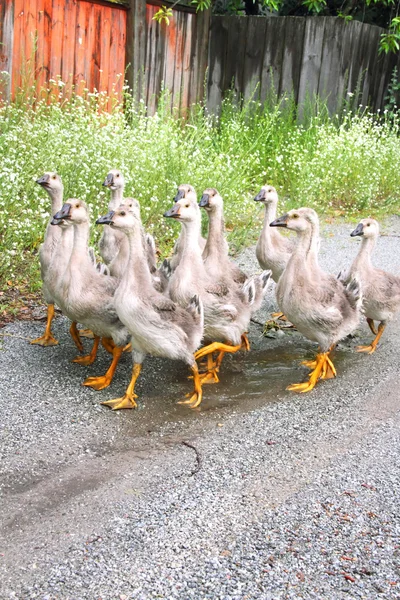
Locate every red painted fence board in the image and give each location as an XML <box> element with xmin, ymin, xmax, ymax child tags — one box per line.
<box><xmin>1</xmin><ymin>0</ymin><xmax>127</xmax><ymax>102</ymax></box>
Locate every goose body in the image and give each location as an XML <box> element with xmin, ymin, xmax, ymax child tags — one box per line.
<box><xmin>271</xmin><ymin>208</ymin><xmax>361</xmax><ymax>392</ymax></box>
<box><xmin>97</xmin><ymin>205</ymin><xmax>205</xmax><ymax>410</ymax></box>
<box><xmin>52</xmin><ymin>200</ymin><xmax>129</xmax><ymax>389</ymax></box>
<box><xmin>343</xmin><ymin>218</ymin><xmax>400</xmax><ymax>353</ymax></box>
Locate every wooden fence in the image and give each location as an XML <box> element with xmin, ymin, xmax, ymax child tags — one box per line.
<box><xmin>0</xmin><ymin>0</ymin><xmax>127</xmax><ymax>101</ymax></box>
<box><xmin>207</xmin><ymin>16</ymin><xmax>400</xmax><ymax>114</ymax></box>
<box><xmin>1</xmin><ymin>1</ymin><xmax>400</xmax><ymax>114</ymax></box>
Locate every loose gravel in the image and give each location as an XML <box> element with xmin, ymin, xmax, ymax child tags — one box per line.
<box><xmin>1</xmin><ymin>217</ymin><xmax>400</xmax><ymax>599</ymax></box>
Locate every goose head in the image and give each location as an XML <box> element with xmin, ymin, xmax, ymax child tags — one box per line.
<box><xmin>36</xmin><ymin>172</ymin><xmax>63</xmax><ymax>197</ymax></box>
<box><xmin>164</xmin><ymin>194</ymin><xmax>200</xmax><ymax>224</ymax></box>
<box><xmin>52</xmin><ymin>199</ymin><xmax>89</xmax><ymax>226</ymax></box>
<box><xmin>254</xmin><ymin>185</ymin><xmax>278</xmax><ymax>205</ymax></box>
<box><xmin>270</xmin><ymin>207</ymin><xmax>319</xmax><ymax>233</ymax></box>
<box><xmin>96</xmin><ymin>204</ymin><xmax>139</xmax><ymax>234</ymax></box>
<box><xmin>173</xmin><ymin>184</ymin><xmax>197</xmax><ymax>204</ymax></box>
<box><xmin>198</xmin><ymin>188</ymin><xmax>223</xmax><ymax>213</ymax></box>
<box><xmin>350</xmin><ymin>218</ymin><xmax>379</xmax><ymax>239</ymax></box>
<box><xmin>102</xmin><ymin>169</ymin><xmax>125</xmax><ymax>192</ymax></box>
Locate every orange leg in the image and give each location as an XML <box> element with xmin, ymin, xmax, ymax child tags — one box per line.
<box><xmin>102</xmin><ymin>363</ymin><xmax>142</xmax><ymax>410</ymax></box>
<box><xmin>72</xmin><ymin>336</ymin><xmax>100</xmax><ymax>365</ymax></box>
<box><xmin>69</xmin><ymin>321</ymin><xmax>84</xmax><ymax>353</ymax></box>
<box><xmin>194</xmin><ymin>341</ymin><xmax>242</xmax><ymax>361</ymax></box>
<box><xmin>366</xmin><ymin>318</ymin><xmax>378</xmax><ymax>336</ymax></box>
<box><xmin>30</xmin><ymin>304</ymin><xmax>58</xmax><ymax>347</ymax></box>
<box><xmin>357</xmin><ymin>323</ymin><xmax>385</xmax><ymax>355</ymax></box>
<box><xmin>178</xmin><ymin>362</ymin><xmax>203</xmax><ymax>408</ymax></box>
<box><xmin>101</xmin><ymin>337</ymin><xmax>115</xmax><ymax>354</ymax></box>
<box><xmin>83</xmin><ymin>345</ymin><xmax>124</xmax><ymax>390</ymax></box>
<box><xmin>193</xmin><ymin>354</ymin><xmax>220</xmax><ymax>384</ymax></box>
<box><xmin>287</xmin><ymin>352</ymin><xmax>337</xmax><ymax>393</ymax></box>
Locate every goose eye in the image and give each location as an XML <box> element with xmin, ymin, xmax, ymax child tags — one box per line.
<box><xmin>120</xmin><ymin>210</ymin><xmax>126</xmax><ymax>216</ymax></box>
<box><xmin>52</xmin><ymin>175</ymin><xmax>57</xmax><ymax>180</ymax></box>
<box><xmin>75</xmin><ymin>204</ymin><xmax>79</xmax><ymax>208</ymax></box>
<box><xmin>367</xmin><ymin>223</ymin><xmax>370</xmax><ymax>227</ymax></box>
<box><xmin>116</xmin><ymin>174</ymin><xmax>120</xmax><ymax>178</ymax></box>
<box><xmin>292</xmin><ymin>214</ymin><xmax>299</xmax><ymax>219</ymax></box>
<box><xmin>185</xmin><ymin>203</ymin><xmax>190</xmax><ymax>208</ymax></box>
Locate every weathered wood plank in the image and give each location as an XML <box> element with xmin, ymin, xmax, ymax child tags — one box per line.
<box><xmin>11</xmin><ymin>0</ymin><xmax>25</xmax><ymax>94</ymax></box>
<box><xmin>180</xmin><ymin>12</ymin><xmax>193</xmax><ymax>112</ymax></box>
<box><xmin>0</xmin><ymin>0</ymin><xmax>14</xmax><ymax>100</ymax></box>
<box><xmin>360</xmin><ymin>23</ymin><xmax>381</xmax><ymax>108</ymax></box>
<box><xmin>206</xmin><ymin>16</ymin><xmax>229</xmax><ymax>115</ymax></box>
<box><xmin>99</xmin><ymin>6</ymin><xmax>111</xmax><ymax>95</ymax></box>
<box><xmin>297</xmin><ymin>17</ymin><xmax>326</xmax><ymax>107</ymax></box>
<box><xmin>279</xmin><ymin>17</ymin><xmax>306</xmax><ymax>103</ymax></box>
<box><xmin>223</xmin><ymin>15</ymin><xmax>248</xmax><ymax>100</ymax></box>
<box><xmin>243</xmin><ymin>16</ymin><xmax>266</xmax><ymax>104</ymax></box>
<box><xmin>163</xmin><ymin>9</ymin><xmax>177</xmax><ymax>107</ymax></box>
<box><xmin>50</xmin><ymin>0</ymin><xmax>64</xmax><ymax>80</ymax></box>
<box><xmin>259</xmin><ymin>17</ymin><xmax>286</xmax><ymax>104</ymax></box>
<box><xmin>126</xmin><ymin>0</ymin><xmax>147</xmax><ymax>101</ymax></box>
<box><xmin>92</xmin><ymin>4</ymin><xmax>102</xmax><ymax>92</ymax></box>
<box><xmin>317</xmin><ymin>17</ymin><xmax>343</xmax><ymax>113</ymax></box>
<box><xmin>62</xmin><ymin>0</ymin><xmax>77</xmax><ymax>92</ymax></box>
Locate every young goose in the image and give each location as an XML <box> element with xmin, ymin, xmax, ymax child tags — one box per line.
<box><xmin>254</xmin><ymin>185</ymin><xmax>294</xmax><ymax>283</ymax></box>
<box><xmin>270</xmin><ymin>208</ymin><xmax>361</xmax><ymax>392</ymax></box>
<box><xmin>32</xmin><ymin>172</ymin><xmax>86</xmax><ymax>351</ymax></box>
<box><xmin>52</xmin><ymin>200</ymin><xmax>130</xmax><ymax>390</ymax></box>
<box><xmin>345</xmin><ymin>218</ymin><xmax>400</xmax><ymax>354</ymax></box>
<box><xmin>165</xmin><ymin>196</ymin><xmax>271</xmax><ymax>383</ymax></box>
<box><xmin>199</xmin><ymin>188</ymin><xmax>247</xmax><ymax>285</ymax></box>
<box><xmin>99</xmin><ymin>169</ymin><xmax>126</xmax><ymax>265</ymax></box>
<box><xmin>97</xmin><ymin>206</ymin><xmax>206</xmax><ymax>410</ymax></box>
<box><xmin>167</xmin><ymin>184</ymin><xmax>206</xmax><ymax>274</ymax></box>
<box><xmin>105</xmin><ymin>198</ymin><xmax>164</xmax><ymax>290</ymax></box>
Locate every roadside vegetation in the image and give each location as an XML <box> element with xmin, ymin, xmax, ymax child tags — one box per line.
<box><xmin>1</xmin><ymin>81</ymin><xmax>400</xmax><ymax>304</ymax></box>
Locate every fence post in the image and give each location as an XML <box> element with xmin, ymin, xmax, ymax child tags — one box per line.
<box><xmin>126</xmin><ymin>0</ymin><xmax>147</xmax><ymax>103</ymax></box>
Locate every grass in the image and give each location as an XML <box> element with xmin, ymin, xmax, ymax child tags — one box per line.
<box><xmin>1</xmin><ymin>81</ymin><xmax>400</xmax><ymax>304</ymax></box>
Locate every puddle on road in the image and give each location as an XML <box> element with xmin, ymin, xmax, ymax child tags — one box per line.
<box><xmin>119</xmin><ymin>342</ymin><xmax>355</xmax><ymax>438</ymax></box>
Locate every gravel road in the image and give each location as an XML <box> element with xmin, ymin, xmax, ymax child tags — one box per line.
<box><xmin>1</xmin><ymin>217</ymin><xmax>400</xmax><ymax>599</ymax></box>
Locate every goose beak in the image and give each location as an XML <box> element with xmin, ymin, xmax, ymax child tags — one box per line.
<box><xmin>164</xmin><ymin>204</ymin><xmax>181</xmax><ymax>219</ymax></box>
<box><xmin>53</xmin><ymin>203</ymin><xmax>72</xmax><ymax>221</ymax></box>
<box><xmin>96</xmin><ymin>210</ymin><xmax>115</xmax><ymax>225</ymax></box>
<box><xmin>103</xmin><ymin>174</ymin><xmax>114</xmax><ymax>187</ymax></box>
<box><xmin>50</xmin><ymin>216</ymin><xmax>63</xmax><ymax>226</ymax></box>
<box><xmin>174</xmin><ymin>189</ymin><xmax>185</xmax><ymax>202</ymax></box>
<box><xmin>270</xmin><ymin>214</ymin><xmax>288</xmax><ymax>228</ymax></box>
<box><xmin>199</xmin><ymin>194</ymin><xmax>210</xmax><ymax>208</ymax></box>
<box><xmin>350</xmin><ymin>223</ymin><xmax>364</xmax><ymax>237</ymax></box>
<box><xmin>254</xmin><ymin>189</ymin><xmax>266</xmax><ymax>202</ymax></box>
<box><xmin>36</xmin><ymin>174</ymin><xmax>50</xmax><ymax>187</ymax></box>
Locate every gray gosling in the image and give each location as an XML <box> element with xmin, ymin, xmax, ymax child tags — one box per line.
<box><xmin>52</xmin><ymin>200</ymin><xmax>130</xmax><ymax>390</ymax></box>
<box><xmin>270</xmin><ymin>207</ymin><xmax>361</xmax><ymax>392</ymax></box>
<box><xmin>344</xmin><ymin>218</ymin><xmax>400</xmax><ymax>354</ymax></box>
<box><xmin>97</xmin><ymin>205</ymin><xmax>209</xmax><ymax>410</ymax></box>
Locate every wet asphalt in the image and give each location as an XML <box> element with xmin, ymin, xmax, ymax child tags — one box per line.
<box><xmin>1</xmin><ymin>217</ymin><xmax>400</xmax><ymax>599</ymax></box>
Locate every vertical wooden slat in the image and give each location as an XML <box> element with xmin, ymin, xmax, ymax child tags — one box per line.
<box><xmin>74</xmin><ymin>0</ymin><xmax>87</xmax><ymax>94</ymax></box>
<box><xmin>317</xmin><ymin>18</ymin><xmax>343</xmax><ymax>113</ymax></box>
<box><xmin>11</xmin><ymin>0</ymin><xmax>25</xmax><ymax>94</ymax></box>
<box><xmin>259</xmin><ymin>17</ymin><xmax>286</xmax><ymax>103</ymax></box>
<box><xmin>91</xmin><ymin>4</ymin><xmax>102</xmax><ymax>92</ymax></box>
<box><xmin>243</xmin><ymin>16</ymin><xmax>266</xmax><ymax>104</ymax></box>
<box><xmin>126</xmin><ymin>0</ymin><xmax>147</xmax><ymax>102</ymax></box>
<box><xmin>0</xmin><ymin>0</ymin><xmax>15</xmax><ymax>100</ymax></box>
<box><xmin>36</xmin><ymin>0</ymin><xmax>52</xmax><ymax>93</ymax></box>
<box><xmin>50</xmin><ymin>0</ymin><xmax>64</xmax><ymax>81</ymax></box>
<box><xmin>180</xmin><ymin>13</ymin><xmax>193</xmax><ymax>112</ymax></box>
<box><xmin>206</xmin><ymin>16</ymin><xmax>229</xmax><ymax>115</ymax></box>
<box><xmin>99</xmin><ymin>6</ymin><xmax>111</xmax><ymax>95</ymax></box>
<box><xmin>172</xmin><ymin>11</ymin><xmax>185</xmax><ymax>111</ymax></box>
<box><xmin>108</xmin><ymin>7</ymin><xmax>119</xmax><ymax>103</ymax></box>
<box><xmin>163</xmin><ymin>9</ymin><xmax>178</xmax><ymax>107</ymax></box>
<box><xmin>115</xmin><ymin>7</ymin><xmax>126</xmax><ymax>100</ymax></box>
<box><xmin>297</xmin><ymin>17</ymin><xmax>327</xmax><ymax>107</ymax></box>
<box><xmin>62</xmin><ymin>0</ymin><xmax>77</xmax><ymax>92</ymax></box>
<box><xmin>279</xmin><ymin>16</ymin><xmax>306</xmax><ymax>104</ymax></box>
<box><xmin>83</xmin><ymin>1</ymin><xmax>95</xmax><ymax>89</ymax></box>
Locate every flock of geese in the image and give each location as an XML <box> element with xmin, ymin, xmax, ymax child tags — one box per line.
<box><xmin>30</xmin><ymin>170</ymin><xmax>400</xmax><ymax>409</ymax></box>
